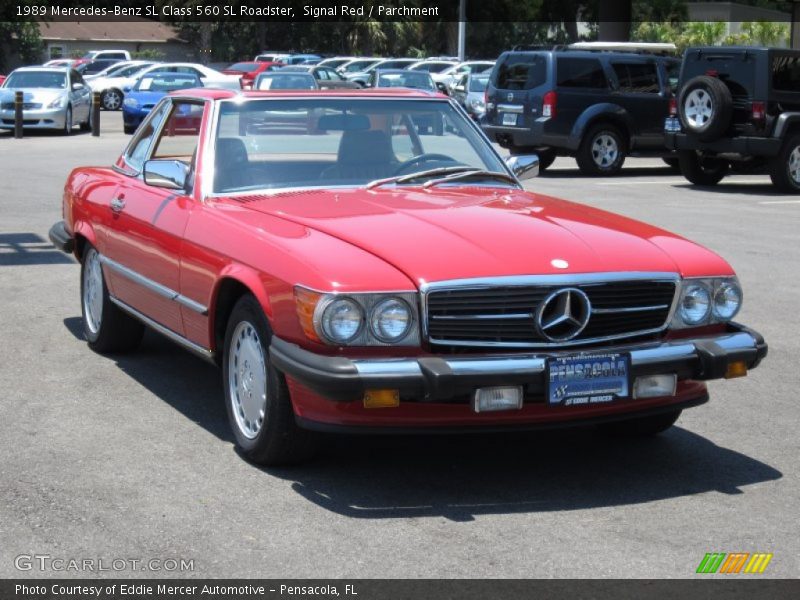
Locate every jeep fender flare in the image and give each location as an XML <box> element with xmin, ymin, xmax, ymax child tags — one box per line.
<box><xmin>568</xmin><ymin>103</ymin><xmax>633</xmax><ymax>151</ymax></box>
<box><xmin>772</xmin><ymin>112</ymin><xmax>800</xmax><ymax>139</ymax></box>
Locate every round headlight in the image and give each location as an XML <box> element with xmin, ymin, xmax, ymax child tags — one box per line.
<box><xmin>370</xmin><ymin>298</ymin><xmax>412</xmax><ymax>342</ymax></box>
<box><xmin>679</xmin><ymin>283</ymin><xmax>711</xmax><ymax>325</ymax></box>
<box><xmin>712</xmin><ymin>281</ymin><xmax>742</xmax><ymax>320</ymax></box>
<box><xmin>320</xmin><ymin>298</ymin><xmax>363</xmax><ymax>343</ymax></box>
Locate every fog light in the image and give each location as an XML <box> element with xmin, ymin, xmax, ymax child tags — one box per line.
<box><xmin>472</xmin><ymin>386</ymin><xmax>523</xmax><ymax>413</ymax></box>
<box><xmin>363</xmin><ymin>389</ymin><xmax>400</xmax><ymax>408</ymax></box>
<box><xmin>725</xmin><ymin>361</ymin><xmax>748</xmax><ymax>379</ymax></box>
<box><xmin>633</xmin><ymin>374</ymin><xmax>677</xmax><ymax>399</ymax></box>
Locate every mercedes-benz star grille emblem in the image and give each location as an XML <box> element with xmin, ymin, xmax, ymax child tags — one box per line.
<box><xmin>535</xmin><ymin>288</ymin><xmax>592</xmax><ymax>342</ymax></box>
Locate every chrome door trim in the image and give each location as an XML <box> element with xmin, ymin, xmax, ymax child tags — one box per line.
<box><xmin>109</xmin><ymin>296</ymin><xmax>215</xmax><ymax>363</ymax></box>
<box><xmin>99</xmin><ymin>254</ymin><xmax>208</xmax><ymax>315</ymax></box>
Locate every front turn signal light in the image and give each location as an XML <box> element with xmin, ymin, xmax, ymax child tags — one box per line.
<box><xmin>725</xmin><ymin>361</ymin><xmax>748</xmax><ymax>379</ymax></box>
<box><xmin>363</xmin><ymin>389</ymin><xmax>400</xmax><ymax>408</ymax></box>
<box><xmin>294</xmin><ymin>287</ymin><xmax>322</xmax><ymax>343</ymax></box>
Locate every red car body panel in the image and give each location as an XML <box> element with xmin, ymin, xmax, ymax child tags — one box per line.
<box><xmin>221</xmin><ymin>62</ymin><xmax>282</xmax><ymax>88</ymax></box>
<box><xmin>56</xmin><ymin>89</ymin><xmax>764</xmax><ymax>432</ymax></box>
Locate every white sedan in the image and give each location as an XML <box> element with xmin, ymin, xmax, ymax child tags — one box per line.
<box><xmin>87</xmin><ymin>62</ymin><xmax>156</xmax><ymax>110</ymax></box>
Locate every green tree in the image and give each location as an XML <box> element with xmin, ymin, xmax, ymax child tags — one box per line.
<box><xmin>0</xmin><ymin>22</ymin><xmax>43</xmax><ymax>70</ymax></box>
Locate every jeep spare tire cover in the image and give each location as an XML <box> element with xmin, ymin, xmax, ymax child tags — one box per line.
<box><xmin>678</xmin><ymin>75</ymin><xmax>733</xmax><ymax>142</ymax></box>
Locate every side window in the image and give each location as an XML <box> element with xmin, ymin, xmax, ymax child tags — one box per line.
<box><xmin>556</xmin><ymin>58</ymin><xmax>607</xmax><ymax>89</ymax></box>
<box><xmin>126</xmin><ymin>102</ymin><xmax>170</xmax><ymax>171</ymax></box>
<box><xmin>151</xmin><ymin>102</ymin><xmax>204</xmax><ymax>166</ymax></box>
<box><xmin>316</xmin><ymin>69</ymin><xmax>329</xmax><ymax>81</ymax></box>
<box><xmin>494</xmin><ymin>53</ymin><xmax>547</xmax><ymax>90</ymax></box>
<box><xmin>665</xmin><ymin>61</ymin><xmax>680</xmax><ymax>92</ymax></box>
<box><xmin>612</xmin><ymin>62</ymin><xmax>659</xmax><ymax>93</ymax></box>
<box><xmin>772</xmin><ymin>55</ymin><xmax>800</xmax><ymax>91</ymax></box>
<box><xmin>329</xmin><ymin>69</ymin><xmax>344</xmax><ymax>81</ymax></box>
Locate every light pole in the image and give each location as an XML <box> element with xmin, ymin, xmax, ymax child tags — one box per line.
<box><xmin>458</xmin><ymin>0</ymin><xmax>466</xmax><ymax>61</ymax></box>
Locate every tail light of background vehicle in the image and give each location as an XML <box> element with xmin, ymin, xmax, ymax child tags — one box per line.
<box><xmin>542</xmin><ymin>90</ymin><xmax>557</xmax><ymax>118</ymax></box>
<box><xmin>751</xmin><ymin>101</ymin><xmax>766</xmax><ymax>124</ymax></box>
<box><xmin>668</xmin><ymin>96</ymin><xmax>677</xmax><ymax>116</ymax></box>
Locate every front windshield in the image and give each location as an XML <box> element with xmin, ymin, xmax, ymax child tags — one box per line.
<box><xmin>134</xmin><ymin>74</ymin><xmax>200</xmax><ymax>92</ymax></box>
<box><xmin>377</xmin><ymin>71</ymin><xmax>435</xmax><ymax>90</ymax></box>
<box><xmin>5</xmin><ymin>71</ymin><xmax>66</xmax><ymax>89</ymax></box>
<box><xmin>342</xmin><ymin>60</ymin><xmax>378</xmax><ymax>73</ymax></box>
<box><xmin>212</xmin><ymin>98</ymin><xmax>506</xmax><ymax>194</ymax></box>
<box><xmin>255</xmin><ymin>74</ymin><xmax>317</xmax><ymax>90</ymax></box>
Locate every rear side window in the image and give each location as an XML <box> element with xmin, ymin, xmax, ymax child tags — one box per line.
<box><xmin>772</xmin><ymin>55</ymin><xmax>800</xmax><ymax>91</ymax></box>
<box><xmin>612</xmin><ymin>62</ymin><xmax>659</xmax><ymax>93</ymax></box>
<box><xmin>557</xmin><ymin>58</ymin><xmax>607</xmax><ymax>89</ymax></box>
<box><xmin>494</xmin><ymin>53</ymin><xmax>547</xmax><ymax>90</ymax></box>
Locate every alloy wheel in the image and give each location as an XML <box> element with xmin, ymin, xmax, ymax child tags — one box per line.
<box><xmin>103</xmin><ymin>91</ymin><xmax>121</xmax><ymax>111</ymax></box>
<box><xmin>82</xmin><ymin>249</ymin><xmax>103</xmax><ymax>335</ymax></box>
<box><xmin>228</xmin><ymin>321</ymin><xmax>268</xmax><ymax>439</ymax></box>
<box><xmin>591</xmin><ymin>133</ymin><xmax>618</xmax><ymax>168</ymax></box>
<box><xmin>684</xmin><ymin>89</ymin><xmax>713</xmax><ymax>128</ymax></box>
<box><xmin>789</xmin><ymin>146</ymin><xmax>800</xmax><ymax>185</ymax></box>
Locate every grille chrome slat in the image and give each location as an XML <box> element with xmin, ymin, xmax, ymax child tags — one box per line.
<box><xmin>423</xmin><ymin>274</ymin><xmax>679</xmax><ymax>348</ymax></box>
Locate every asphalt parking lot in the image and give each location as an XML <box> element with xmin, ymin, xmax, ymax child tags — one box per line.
<box><xmin>0</xmin><ymin>111</ymin><xmax>798</xmax><ymax>579</ymax></box>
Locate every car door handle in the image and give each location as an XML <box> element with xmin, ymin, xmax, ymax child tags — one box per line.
<box><xmin>110</xmin><ymin>198</ymin><xmax>126</xmax><ymax>212</ymax></box>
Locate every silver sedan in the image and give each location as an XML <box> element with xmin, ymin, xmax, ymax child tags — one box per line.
<box><xmin>0</xmin><ymin>67</ymin><xmax>92</xmax><ymax>134</ymax></box>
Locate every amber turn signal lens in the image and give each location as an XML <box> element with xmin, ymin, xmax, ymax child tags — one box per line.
<box><xmin>294</xmin><ymin>287</ymin><xmax>322</xmax><ymax>343</ymax></box>
<box><xmin>725</xmin><ymin>361</ymin><xmax>748</xmax><ymax>379</ymax></box>
<box><xmin>363</xmin><ymin>389</ymin><xmax>400</xmax><ymax>408</ymax></box>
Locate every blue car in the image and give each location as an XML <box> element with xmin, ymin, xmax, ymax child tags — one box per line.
<box><xmin>122</xmin><ymin>73</ymin><xmax>202</xmax><ymax>134</ymax></box>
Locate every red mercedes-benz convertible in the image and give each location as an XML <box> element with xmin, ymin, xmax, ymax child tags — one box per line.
<box><xmin>50</xmin><ymin>88</ymin><xmax>766</xmax><ymax>464</ymax></box>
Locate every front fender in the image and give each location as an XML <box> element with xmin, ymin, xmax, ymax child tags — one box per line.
<box><xmin>70</xmin><ymin>219</ymin><xmax>98</xmax><ymax>259</ymax></box>
<box><xmin>568</xmin><ymin>103</ymin><xmax>633</xmax><ymax>150</ymax></box>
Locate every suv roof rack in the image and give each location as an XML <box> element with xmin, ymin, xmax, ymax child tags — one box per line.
<box><xmin>567</xmin><ymin>42</ymin><xmax>678</xmax><ymax>55</ymax></box>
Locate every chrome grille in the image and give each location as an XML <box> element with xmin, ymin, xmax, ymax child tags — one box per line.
<box><xmin>1</xmin><ymin>102</ymin><xmax>42</xmax><ymax>110</ymax></box>
<box><xmin>424</xmin><ymin>275</ymin><xmax>678</xmax><ymax>348</ymax></box>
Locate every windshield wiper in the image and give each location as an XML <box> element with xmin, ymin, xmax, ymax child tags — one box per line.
<box><xmin>366</xmin><ymin>166</ymin><xmax>483</xmax><ymax>190</ymax></box>
<box><xmin>421</xmin><ymin>169</ymin><xmax>518</xmax><ymax>188</ymax></box>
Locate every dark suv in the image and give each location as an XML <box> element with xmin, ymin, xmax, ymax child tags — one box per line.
<box><xmin>483</xmin><ymin>49</ymin><xmax>680</xmax><ymax>174</ymax></box>
<box><xmin>665</xmin><ymin>46</ymin><xmax>800</xmax><ymax>191</ymax></box>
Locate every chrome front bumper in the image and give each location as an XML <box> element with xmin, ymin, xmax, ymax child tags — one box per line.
<box><xmin>270</xmin><ymin>323</ymin><xmax>767</xmax><ymax>402</ymax></box>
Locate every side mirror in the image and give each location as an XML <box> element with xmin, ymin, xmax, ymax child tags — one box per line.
<box><xmin>72</xmin><ymin>83</ymin><xmax>84</xmax><ymax>91</ymax></box>
<box><xmin>143</xmin><ymin>159</ymin><xmax>188</xmax><ymax>190</ymax></box>
<box><xmin>506</xmin><ymin>154</ymin><xmax>540</xmax><ymax>181</ymax></box>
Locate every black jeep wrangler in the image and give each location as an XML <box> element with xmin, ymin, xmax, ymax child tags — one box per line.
<box><xmin>482</xmin><ymin>48</ymin><xmax>680</xmax><ymax>175</ymax></box>
<box><xmin>666</xmin><ymin>46</ymin><xmax>800</xmax><ymax>191</ymax></box>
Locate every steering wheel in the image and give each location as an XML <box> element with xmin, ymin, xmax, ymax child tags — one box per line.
<box><xmin>392</xmin><ymin>153</ymin><xmax>457</xmax><ymax>176</ymax></box>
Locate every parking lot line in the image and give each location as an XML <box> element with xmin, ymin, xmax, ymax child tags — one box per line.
<box><xmin>596</xmin><ymin>179</ymin><xmax>768</xmax><ymax>186</ymax></box>
<box><xmin>758</xmin><ymin>199</ymin><xmax>800</xmax><ymax>205</ymax></box>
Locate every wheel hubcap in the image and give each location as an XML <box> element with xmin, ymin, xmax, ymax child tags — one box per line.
<box><xmin>82</xmin><ymin>250</ymin><xmax>103</xmax><ymax>334</ymax></box>
<box><xmin>685</xmin><ymin>89</ymin><xmax>714</xmax><ymax>127</ymax></box>
<box><xmin>591</xmin><ymin>133</ymin><xmax>618</xmax><ymax>167</ymax></box>
<box><xmin>228</xmin><ymin>321</ymin><xmax>267</xmax><ymax>439</ymax></box>
<box><xmin>789</xmin><ymin>146</ymin><xmax>800</xmax><ymax>184</ymax></box>
<box><xmin>105</xmin><ymin>92</ymin><xmax>121</xmax><ymax>110</ymax></box>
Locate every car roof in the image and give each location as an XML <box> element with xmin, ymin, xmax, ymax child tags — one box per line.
<box><xmin>280</xmin><ymin>66</ymin><xmax>312</xmax><ymax>71</ymax></box>
<box><xmin>171</xmin><ymin>88</ymin><xmax>445</xmax><ymax>101</ymax></box>
<box><xmin>14</xmin><ymin>66</ymin><xmax>70</xmax><ymax>73</ymax></box>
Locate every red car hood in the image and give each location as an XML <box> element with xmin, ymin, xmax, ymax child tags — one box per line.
<box><xmin>226</xmin><ymin>186</ymin><xmax>733</xmax><ymax>285</ymax></box>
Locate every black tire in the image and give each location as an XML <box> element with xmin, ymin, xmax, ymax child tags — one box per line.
<box><xmin>662</xmin><ymin>157</ymin><xmax>680</xmax><ymax>170</ymax></box>
<box><xmin>769</xmin><ymin>133</ymin><xmax>800</xmax><ymax>193</ymax></box>
<box><xmin>677</xmin><ymin>150</ymin><xmax>729</xmax><ymax>186</ymax></box>
<box><xmin>536</xmin><ymin>150</ymin><xmax>556</xmax><ymax>171</ymax></box>
<box><xmin>101</xmin><ymin>89</ymin><xmax>123</xmax><ymax>111</ymax></box>
<box><xmin>80</xmin><ymin>245</ymin><xmax>144</xmax><ymax>353</ymax></box>
<box><xmin>123</xmin><ymin>124</ymin><xmax>136</xmax><ymax>135</ymax></box>
<box><xmin>576</xmin><ymin>123</ymin><xmax>627</xmax><ymax>176</ymax></box>
<box><xmin>678</xmin><ymin>76</ymin><xmax>732</xmax><ymax>142</ymax></box>
<box><xmin>79</xmin><ymin>109</ymin><xmax>91</xmax><ymax>132</ymax></box>
<box><xmin>61</xmin><ymin>105</ymin><xmax>72</xmax><ymax>136</ymax></box>
<box><xmin>223</xmin><ymin>295</ymin><xmax>318</xmax><ymax>466</ymax></box>
<box><xmin>597</xmin><ymin>409</ymin><xmax>682</xmax><ymax>437</ymax></box>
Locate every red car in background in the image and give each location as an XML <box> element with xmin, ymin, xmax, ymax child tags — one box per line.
<box><xmin>0</xmin><ymin>75</ymin><xmax>5</xmax><ymax>86</ymax></box>
<box><xmin>222</xmin><ymin>61</ymin><xmax>282</xmax><ymax>89</ymax></box>
<box><xmin>49</xmin><ymin>89</ymin><xmax>767</xmax><ymax>465</ymax></box>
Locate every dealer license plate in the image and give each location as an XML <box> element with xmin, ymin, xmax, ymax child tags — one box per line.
<box><xmin>547</xmin><ymin>353</ymin><xmax>630</xmax><ymax>406</ymax></box>
<box><xmin>502</xmin><ymin>112</ymin><xmax>517</xmax><ymax>126</ymax></box>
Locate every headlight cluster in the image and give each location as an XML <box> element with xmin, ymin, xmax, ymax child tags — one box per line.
<box><xmin>48</xmin><ymin>96</ymin><xmax>66</xmax><ymax>109</ymax></box>
<box><xmin>295</xmin><ymin>287</ymin><xmax>419</xmax><ymax>346</ymax></box>
<box><xmin>123</xmin><ymin>97</ymin><xmax>138</xmax><ymax>108</ymax></box>
<box><xmin>468</xmin><ymin>97</ymin><xmax>486</xmax><ymax>113</ymax></box>
<box><xmin>671</xmin><ymin>277</ymin><xmax>742</xmax><ymax>328</ymax></box>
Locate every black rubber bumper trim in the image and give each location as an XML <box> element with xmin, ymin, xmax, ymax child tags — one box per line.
<box><xmin>48</xmin><ymin>220</ymin><xmax>74</xmax><ymax>254</ymax></box>
<box><xmin>665</xmin><ymin>132</ymin><xmax>782</xmax><ymax>156</ymax></box>
<box><xmin>295</xmin><ymin>394</ymin><xmax>710</xmax><ymax>435</ymax></box>
<box><xmin>269</xmin><ymin>323</ymin><xmax>766</xmax><ymax>403</ymax></box>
